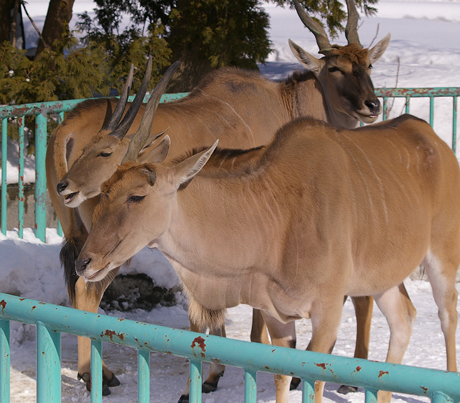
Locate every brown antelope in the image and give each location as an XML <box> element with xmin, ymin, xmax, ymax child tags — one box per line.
<box><xmin>76</xmin><ymin>112</ymin><xmax>460</xmax><ymax>403</ymax></box>
<box><xmin>46</xmin><ymin>0</ymin><xmax>390</xmax><ymax>395</ymax></box>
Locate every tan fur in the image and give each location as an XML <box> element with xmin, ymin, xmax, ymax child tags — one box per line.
<box><xmin>78</xmin><ymin>114</ymin><xmax>460</xmax><ymax>402</ymax></box>
<box><xmin>46</xmin><ymin>20</ymin><xmax>389</xmax><ymax>390</ymax></box>
<box><xmin>329</xmin><ymin>44</ymin><xmax>369</xmax><ymax>65</ymax></box>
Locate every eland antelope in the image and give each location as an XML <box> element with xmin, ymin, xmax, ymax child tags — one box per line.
<box><xmin>46</xmin><ymin>0</ymin><xmax>390</xmax><ymax>395</ymax></box>
<box><xmin>76</xmin><ymin>113</ymin><xmax>460</xmax><ymax>403</ymax></box>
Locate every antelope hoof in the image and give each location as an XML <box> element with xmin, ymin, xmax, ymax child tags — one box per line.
<box><xmin>104</xmin><ymin>372</ymin><xmax>121</xmax><ymax>387</ymax></box>
<box><xmin>202</xmin><ymin>380</ymin><xmax>218</xmax><ymax>393</ymax></box>
<box><xmin>77</xmin><ymin>372</ymin><xmax>116</xmax><ymax>396</ymax></box>
<box><xmin>337</xmin><ymin>384</ymin><xmax>359</xmax><ymax>394</ymax></box>
<box><xmin>178</xmin><ymin>394</ymin><xmax>189</xmax><ymax>403</ymax></box>
<box><xmin>202</xmin><ymin>371</ymin><xmax>224</xmax><ymax>393</ymax></box>
<box><xmin>290</xmin><ymin>376</ymin><xmax>301</xmax><ymax>390</ymax></box>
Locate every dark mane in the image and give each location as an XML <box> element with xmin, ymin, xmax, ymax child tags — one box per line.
<box><xmin>283</xmin><ymin>70</ymin><xmax>316</xmax><ymax>86</ymax></box>
<box><xmin>171</xmin><ymin>145</ymin><xmax>264</xmax><ymax>165</ymax></box>
<box><xmin>174</xmin><ymin>120</ymin><xmax>307</xmax><ymax>182</ymax></box>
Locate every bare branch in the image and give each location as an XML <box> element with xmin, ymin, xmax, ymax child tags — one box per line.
<box><xmin>386</xmin><ymin>56</ymin><xmax>401</xmax><ymax>117</ymax></box>
<box><xmin>368</xmin><ymin>23</ymin><xmax>380</xmax><ymax>49</ymax></box>
<box><xmin>21</xmin><ymin>0</ymin><xmax>50</xmax><ymax>49</ymax></box>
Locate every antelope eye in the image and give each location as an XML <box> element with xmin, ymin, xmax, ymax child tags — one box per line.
<box><xmin>98</xmin><ymin>151</ymin><xmax>113</xmax><ymax>157</ymax></box>
<box><xmin>328</xmin><ymin>66</ymin><xmax>341</xmax><ymax>73</ymax></box>
<box><xmin>127</xmin><ymin>195</ymin><xmax>145</xmax><ymax>203</ymax></box>
<box><xmin>368</xmin><ymin>64</ymin><xmax>373</xmax><ymax>69</ymax></box>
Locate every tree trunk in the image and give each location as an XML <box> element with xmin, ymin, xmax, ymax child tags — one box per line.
<box><xmin>34</xmin><ymin>0</ymin><xmax>75</xmax><ymax>59</ymax></box>
<box><xmin>0</xmin><ymin>0</ymin><xmax>15</xmax><ymax>45</ymax></box>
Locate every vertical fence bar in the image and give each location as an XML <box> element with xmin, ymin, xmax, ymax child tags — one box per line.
<box><xmin>429</xmin><ymin>96</ymin><xmax>435</xmax><ymax>127</ymax></box>
<box><xmin>244</xmin><ymin>370</ymin><xmax>257</xmax><ymax>403</ymax></box>
<box><xmin>405</xmin><ymin>96</ymin><xmax>410</xmax><ymax>114</ymax></box>
<box><xmin>1</xmin><ymin>118</ymin><xmax>7</xmax><ymax>235</ymax></box>
<box><xmin>382</xmin><ymin>97</ymin><xmax>388</xmax><ymax>121</ymax></box>
<box><xmin>18</xmin><ymin>117</ymin><xmax>25</xmax><ymax>238</ymax></box>
<box><xmin>302</xmin><ymin>379</ymin><xmax>315</xmax><ymax>403</ymax></box>
<box><xmin>56</xmin><ymin>112</ymin><xmax>65</xmax><ymax>237</ymax></box>
<box><xmin>453</xmin><ymin>96</ymin><xmax>457</xmax><ymax>155</ymax></box>
<box><xmin>138</xmin><ymin>349</ymin><xmax>150</xmax><ymax>403</ymax></box>
<box><xmin>0</xmin><ymin>319</ymin><xmax>10</xmax><ymax>403</ymax></box>
<box><xmin>189</xmin><ymin>359</ymin><xmax>202</xmax><ymax>403</ymax></box>
<box><xmin>432</xmin><ymin>391</ymin><xmax>454</xmax><ymax>403</ymax></box>
<box><xmin>34</xmin><ymin>113</ymin><xmax>47</xmax><ymax>242</ymax></box>
<box><xmin>36</xmin><ymin>321</ymin><xmax>61</xmax><ymax>403</ymax></box>
<box><xmin>91</xmin><ymin>339</ymin><xmax>103</xmax><ymax>403</ymax></box>
<box><xmin>365</xmin><ymin>388</ymin><xmax>378</xmax><ymax>403</ymax></box>
<box><xmin>57</xmin><ymin>218</ymin><xmax>63</xmax><ymax>237</ymax></box>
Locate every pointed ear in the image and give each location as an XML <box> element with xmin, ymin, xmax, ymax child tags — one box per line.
<box><xmin>138</xmin><ymin>134</ymin><xmax>171</xmax><ymax>164</ymax></box>
<box><xmin>289</xmin><ymin>39</ymin><xmax>323</xmax><ymax>75</ymax></box>
<box><xmin>368</xmin><ymin>33</ymin><xmax>391</xmax><ymax>65</ymax></box>
<box><xmin>171</xmin><ymin>140</ymin><xmax>219</xmax><ymax>189</ymax></box>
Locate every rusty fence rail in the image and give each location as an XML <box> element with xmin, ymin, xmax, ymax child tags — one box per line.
<box><xmin>0</xmin><ymin>94</ymin><xmax>187</xmax><ymax>242</ymax></box>
<box><xmin>374</xmin><ymin>87</ymin><xmax>459</xmax><ymax>154</ymax></box>
<box><xmin>0</xmin><ymin>87</ymin><xmax>459</xmax><ymax>241</ymax></box>
<box><xmin>1</xmin><ymin>292</ymin><xmax>460</xmax><ymax>403</ymax></box>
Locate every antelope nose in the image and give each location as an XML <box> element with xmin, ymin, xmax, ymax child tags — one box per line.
<box><xmin>365</xmin><ymin>99</ymin><xmax>380</xmax><ymax>114</ymax></box>
<box><xmin>57</xmin><ymin>181</ymin><xmax>68</xmax><ymax>195</ymax></box>
<box><xmin>75</xmin><ymin>258</ymin><xmax>91</xmax><ymax>275</ymax></box>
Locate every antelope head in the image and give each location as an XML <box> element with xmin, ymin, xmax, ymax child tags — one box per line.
<box><xmin>76</xmin><ymin>135</ymin><xmax>218</xmax><ymax>282</ymax></box>
<box><xmin>56</xmin><ymin>59</ymin><xmax>180</xmax><ymax>208</ymax></box>
<box><xmin>289</xmin><ymin>0</ymin><xmax>390</xmax><ymax>124</ymax></box>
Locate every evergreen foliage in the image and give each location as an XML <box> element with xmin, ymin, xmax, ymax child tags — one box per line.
<box><xmin>1</xmin><ymin>22</ymin><xmax>171</xmax><ymax>105</ymax></box>
<box><xmin>272</xmin><ymin>0</ymin><xmax>378</xmax><ymax>38</ymax></box>
<box><xmin>168</xmin><ymin>0</ymin><xmax>271</xmax><ymax>70</ymax></box>
<box><xmin>1</xmin><ymin>0</ymin><xmax>379</xmax><ymax>105</ymax></box>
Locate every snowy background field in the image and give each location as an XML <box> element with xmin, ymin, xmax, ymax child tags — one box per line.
<box><xmin>2</xmin><ymin>0</ymin><xmax>460</xmax><ymax>402</ymax></box>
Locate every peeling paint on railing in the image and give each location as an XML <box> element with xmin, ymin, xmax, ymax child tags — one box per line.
<box><xmin>1</xmin><ymin>293</ymin><xmax>459</xmax><ymax>403</ymax></box>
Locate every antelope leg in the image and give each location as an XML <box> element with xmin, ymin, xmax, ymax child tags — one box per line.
<box><xmin>75</xmin><ymin>272</ymin><xmax>121</xmax><ymax>395</ymax></box>
<box><xmin>261</xmin><ymin>312</ymin><xmax>296</xmax><ymax>403</ymax></box>
<box><xmin>374</xmin><ymin>283</ymin><xmax>417</xmax><ymax>403</ymax></box>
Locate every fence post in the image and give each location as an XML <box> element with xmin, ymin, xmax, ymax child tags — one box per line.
<box><xmin>0</xmin><ymin>319</ymin><xmax>10</xmax><ymax>403</ymax></box>
<box><xmin>365</xmin><ymin>388</ymin><xmax>378</xmax><ymax>402</ymax></box>
<box><xmin>36</xmin><ymin>321</ymin><xmax>61</xmax><ymax>402</ymax></box>
<box><xmin>453</xmin><ymin>97</ymin><xmax>457</xmax><ymax>155</ymax></box>
<box><xmin>189</xmin><ymin>359</ymin><xmax>202</xmax><ymax>403</ymax></box>
<box><xmin>138</xmin><ymin>349</ymin><xmax>150</xmax><ymax>403</ymax></box>
<box><xmin>91</xmin><ymin>339</ymin><xmax>103</xmax><ymax>403</ymax></box>
<box><xmin>1</xmin><ymin>118</ymin><xmax>7</xmax><ymax>236</ymax></box>
<box><xmin>302</xmin><ymin>380</ymin><xmax>315</xmax><ymax>403</ymax></box>
<box><xmin>432</xmin><ymin>391</ymin><xmax>454</xmax><ymax>403</ymax></box>
<box><xmin>18</xmin><ymin>117</ymin><xmax>25</xmax><ymax>238</ymax></box>
<box><xmin>34</xmin><ymin>113</ymin><xmax>47</xmax><ymax>242</ymax></box>
<box><xmin>244</xmin><ymin>370</ymin><xmax>257</xmax><ymax>403</ymax></box>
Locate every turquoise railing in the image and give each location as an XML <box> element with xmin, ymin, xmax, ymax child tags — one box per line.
<box><xmin>0</xmin><ymin>93</ymin><xmax>187</xmax><ymax>242</ymax></box>
<box><xmin>1</xmin><ymin>292</ymin><xmax>460</xmax><ymax>403</ymax></box>
<box><xmin>374</xmin><ymin>87</ymin><xmax>459</xmax><ymax>155</ymax></box>
<box><xmin>1</xmin><ymin>89</ymin><xmax>459</xmax><ymax>402</ymax></box>
<box><xmin>0</xmin><ymin>87</ymin><xmax>458</xmax><ymax>241</ymax></box>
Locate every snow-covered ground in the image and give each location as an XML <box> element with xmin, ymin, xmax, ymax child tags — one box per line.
<box><xmin>2</xmin><ymin>1</ymin><xmax>460</xmax><ymax>402</ymax></box>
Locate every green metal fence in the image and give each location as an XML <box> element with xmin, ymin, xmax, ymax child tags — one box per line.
<box><xmin>1</xmin><ymin>292</ymin><xmax>460</xmax><ymax>403</ymax></box>
<box><xmin>375</xmin><ymin>87</ymin><xmax>459</xmax><ymax>155</ymax></box>
<box><xmin>0</xmin><ymin>94</ymin><xmax>186</xmax><ymax>242</ymax></box>
<box><xmin>0</xmin><ymin>89</ymin><xmax>460</xmax><ymax>402</ymax></box>
<box><xmin>0</xmin><ymin>87</ymin><xmax>459</xmax><ymax>241</ymax></box>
